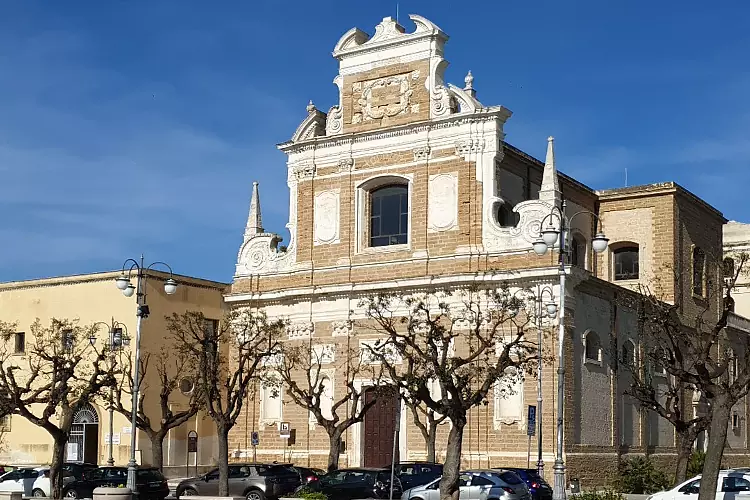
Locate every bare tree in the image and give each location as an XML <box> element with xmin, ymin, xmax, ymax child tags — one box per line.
<box><xmin>166</xmin><ymin>309</ymin><xmax>284</xmax><ymax>496</ymax></box>
<box><xmin>360</xmin><ymin>285</ymin><xmax>536</xmax><ymax>500</ymax></box>
<box><xmin>111</xmin><ymin>344</ymin><xmax>204</xmax><ymax>470</ymax></box>
<box><xmin>272</xmin><ymin>336</ymin><xmax>387</xmax><ymax>471</ymax></box>
<box><xmin>632</xmin><ymin>251</ymin><xmax>750</xmax><ymax>500</ymax></box>
<box><xmin>0</xmin><ymin>318</ymin><xmax>115</xmax><ymax>498</ymax></box>
<box><xmin>401</xmin><ymin>392</ymin><xmax>447</xmax><ymax>463</ymax></box>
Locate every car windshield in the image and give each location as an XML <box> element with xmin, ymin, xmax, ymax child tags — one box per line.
<box><xmin>496</xmin><ymin>472</ymin><xmax>523</xmax><ymax>485</ymax></box>
<box><xmin>257</xmin><ymin>465</ymin><xmax>296</xmax><ymax>475</ymax></box>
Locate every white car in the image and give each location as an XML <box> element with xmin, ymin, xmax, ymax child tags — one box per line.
<box><xmin>0</xmin><ymin>468</ymin><xmax>41</xmax><ymax>496</ymax></box>
<box><xmin>649</xmin><ymin>471</ymin><xmax>750</xmax><ymax>500</ymax></box>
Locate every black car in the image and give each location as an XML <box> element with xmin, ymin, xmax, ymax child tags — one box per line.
<box><xmin>62</xmin><ymin>467</ymin><xmax>169</xmax><ymax>500</ymax></box>
<box><xmin>62</xmin><ymin>463</ymin><xmax>99</xmax><ymax>481</ymax></box>
<box><xmin>291</xmin><ymin>466</ymin><xmax>325</xmax><ymax>486</ymax></box>
<box><xmin>495</xmin><ymin>469</ymin><xmax>551</xmax><ymax>500</ymax></box>
<box><xmin>176</xmin><ymin>463</ymin><xmax>301</xmax><ymax>500</ymax></box>
<box><xmin>308</xmin><ymin>468</ymin><xmax>402</xmax><ymax>500</ymax></box>
<box><xmin>389</xmin><ymin>463</ymin><xmax>443</xmax><ymax>490</ymax></box>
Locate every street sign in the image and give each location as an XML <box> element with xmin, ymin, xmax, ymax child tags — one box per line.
<box><xmin>188</xmin><ymin>431</ymin><xmax>198</xmax><ymax>453</ymax></box>
<box><xmin>279</xmin><ymin>421</ymin><xmax>291</xmax><ymax>439</ymax></box>
<box><xmin>104</xmin><ymin>434</ymin><xmax>121</xmax><ymax>445</ymax></box>
<box><xmin>527</xmin><ymin>405</ymin><xmax>537</xmax><ymax>436</ymax></box>
<box><xmin>251</xmin><ymin>431</ymin><xmax>260</xmax><ymax>446</ymax></box>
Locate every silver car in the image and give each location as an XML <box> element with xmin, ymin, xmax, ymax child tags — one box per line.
<box><xmin>402</xmin><ymin>470</ymin><xmax>531</xmax><ymax>500</ymax></box>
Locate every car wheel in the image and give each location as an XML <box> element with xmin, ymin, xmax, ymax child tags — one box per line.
<box><xmin>245</xmin><ymin>490</ymin><xmax>266</xmax><ymax>500</ymax></box>
<box><xmin>64</xmin><ymin>490</ymin><xmax>78</xmax><ymax>499</ymax></box>
<box><xmin>32</xmin><ymin>489</ymin><xmax>46</xmax><ymax>497</ymax></box>
<box><xmin>181</xmin><ymin>489</ymin><xmax>198</xmax><ymax>497</ymax></box>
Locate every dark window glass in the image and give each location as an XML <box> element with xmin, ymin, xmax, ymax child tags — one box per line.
<box><xmin>693</xmin><ymin>247</ymin><xmax>706</xmax><ymax>296</ymax></box>
<box><xmin>256</xmin><ymin>465</ymin><xmax>296</xmax><ymax>475</ymax></box>
<box><xmin>570</xmin><ymin>238</ymin><xmax>585</xmax><ymax>268</ymax></box>
<box><xmin>614</xmin><ymin>247</ymin><xmax>639</xmax><ymax>280</ymax></box>
<box><xmin>370</xmin><ymin>185</ymin><xmax>408</xmax><ymax>247</ymax></box>
<box><xmin>472</xmin><ymin>476</ymin><xmax>494</xmax><ymax>486</ymax></box>
<box><xmin>14</xmin><ymin>332</ymin><xmax>25</xmax><ymax>354</ymax></box>
<box><xmin>497</xmin><ymin>203</ymin><xmax>519</xmax><ymax>227</ymax></box>
<box><xmin>137</xmin><ymin>469</ymin><xmax>165</xmax><ymax>482</ymax></box>
<box><xmin>621</xmin><ymin>342</ymin><xmax>635</xmax><ymax>366</ymax></box>
<box><xmin>62</xmin><ymin>330</ymin><xmax>74</xmax><ymax>351</ymax></box>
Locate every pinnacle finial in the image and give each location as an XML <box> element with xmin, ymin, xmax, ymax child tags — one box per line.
<box><xmin>306</xmin><ymin>100</ymin><xmax>316</xmax><ymax>113</ymax></box>
<box><xmin>245</xmin><ymin>181</ymin><xmax>264</xmax><ymax>238</ymax></box>
<box><xmin>464</xmin><ymin>70</ymin><xmax>474</xmax><ymax>90</ymax></box>
<box><xmin>540</xmin><ymin>135</ymin><xmax>561</xmax><ymax>204</ymax></box>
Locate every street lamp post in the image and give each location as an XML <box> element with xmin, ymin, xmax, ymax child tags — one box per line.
<box><xmin>534</xmin><ymin>285</ymin><xmax>557</xmax><ymax>478</ymax></box>
<box><xmin>115</xmin><ymin>256</ymin><xmax>178</xmax><ymax>492</ymax></box>
<box><xmin>91</xmin><ymin>320</ymin><xmax>131</xmax><ymax>466</ymax></box>
<box><xmin>532</xmin><ymin>200</ymin><xmax>609</xmax><ymax>500</ymax></box>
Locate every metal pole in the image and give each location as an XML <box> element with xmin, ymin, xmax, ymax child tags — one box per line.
<box><xmin>553</xmin><ymin>202</ymin><xmax>567</xmax><ymax>500</ymax></box>
<box><xmin>537</xmin><ymin>286</ymin><xmax>544</xmax><ymax>478</ymax></box>
<box><xmin>127</xmin><ymin>259</ymin><xmax>144</xmax><ymax>492</ymax></box>
<box><xmin>108</xmin><ymin>384</ymin><xmax>115</xmax><ymax>466</ymax></box>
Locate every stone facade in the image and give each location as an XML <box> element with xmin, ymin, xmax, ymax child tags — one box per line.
<box><xmin>226</xmin><ymin>14</ymin><xmax>750</xmax><ymax>489</ymax></box>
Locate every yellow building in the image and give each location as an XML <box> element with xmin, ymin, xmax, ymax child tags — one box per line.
<box><xmin>0</xmin><ymin>269</ymin><xmax>227</xmax><ymax>476</ymax></box>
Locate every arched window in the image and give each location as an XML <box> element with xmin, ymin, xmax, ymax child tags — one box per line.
<box><xmin>693</xmin><ymin>247</ymin><xmax>706</xmax><ymax>296</ymax></box>
<box><xmin>614</xmin><ymin>246</ymin><xmax>639</xmax><ymax>280</ymax></box>
<box><xmin>724</xmin><ymin>257</ymin><xmax>736</xmax><ymax>279</ymax></box>
<box><xmin>570</xmin><ymin>235</ymin><xmax>586</xmax><ymax>268</ymax></box>
<box><xmin>584</xmin><ymin>330</ymin><xmax>601</xmax><ymax>363</ymax></box>
<box><xmin>370</xmin><ymin>185</ymin><xmax>409</xmax><ymax>247</ymax></box>
<box><xmin>621</xmin><ymin>339</ymin><xmax>636</xmax><ymax>367</ymax></box>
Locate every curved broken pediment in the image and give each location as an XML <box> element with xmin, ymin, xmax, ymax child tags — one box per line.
<box><xmin>291</xmin><ymin>103</ymin><xmax>327</xmax><ymax>143</ymax></box>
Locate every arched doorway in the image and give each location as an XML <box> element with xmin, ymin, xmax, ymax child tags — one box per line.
<box><xmin>67</xmin><ymin>402</ymin><xmax>100</xmax><ymax>464</ymax></box>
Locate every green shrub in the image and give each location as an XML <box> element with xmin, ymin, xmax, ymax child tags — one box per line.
<box><xmin>616</xmin><ymin>456</ymin><xmax>672</xmax><ymax>494</ymax></box>
<box><xmin>288</xmin><ymin>487</ymin><xmax>327</xmax><ymax>500</ymax></box>
<box><xmin>687</xmin><ymin>451</ymin><xmax>706</xmax><ymax>477</ymax></box>
<box><xmin>573</xmin><ymin>489</ymin><xmax>624</xmax><ymax>500</ymax></box>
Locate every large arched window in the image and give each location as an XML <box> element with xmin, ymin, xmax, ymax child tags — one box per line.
<box><xmin>370</xmin><ymin>185</ymin><xmax>409</xmax><ymax>247</ymax></box>
<box><xmin>614</xmin><ymin>246</ymin><xmax>639</xmax><ymax>280</ymax></box>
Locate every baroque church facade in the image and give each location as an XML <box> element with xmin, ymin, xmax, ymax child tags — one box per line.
<box><xmin>225</xmin><ymin>15</ymin><xmax>750</xmax><ymax>487</ymax></box>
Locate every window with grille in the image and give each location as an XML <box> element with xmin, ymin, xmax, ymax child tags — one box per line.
<box><xmin>14</xmin><ymin>332</ymin><xmax>25</xmax><ymax>354</ymax></box>
<box><xmin>693</xmin><ymin>247</ymin><xmax>706</xmax><ymax>296</ymax></box>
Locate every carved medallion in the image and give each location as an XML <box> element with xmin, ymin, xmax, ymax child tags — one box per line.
<box><xmin>352</xmin><ymin>71</ymin><xmax>419</xmax><ymax>123</ymax></box>
<box><xmin>314</xmin><ymin>191</ymin><xmax>340</xmax><ymax>245</ymax></box>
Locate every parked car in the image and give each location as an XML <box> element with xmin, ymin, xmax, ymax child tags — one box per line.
<box><xmin>403</xmin><ymin>470</ymin><xmax>530</xmax><ymax>500</ymax></box>
<box><xmin>0</xmin><ymin>468</ymin><xmax>40</xmax><ymax>496</ymax></box>
<box><xmin>62</xmin><ymin>466</ymin><xmax>168</xmax><ymax>500</ymax></box>
<box><xmin>31</xmin><ymin>468</ymin><xmax>77</xmax><ymax>497</ymax></box>
<box><xmin>307</xmin><ymin>468</ymin><xmax>402</xmax><ymax>500</ymax></box>
<box><xmin>176</xmin><ymin>463</ymin><xmax>301</xmax><ymax>500</ymax></box>
<box><xmin>61</xmin><ymin>463</ymin><xmax>99</xmax><ymax>481</ymax></box>
<box><xmin>494</xmin><ymin>469</ymin><xmax>551</xmax><ymax>500</ymax></box>
<box><xmin>648</xmin><ymin>471</ymin><xmax>750</xmax><ymax>500</ymax></box>
<box><xmin>290</xmin><ymin>466</ymin><xmax>325</xmax><ymax>486</ymax></box>
<box><xmin>388</xmin><ymin>463</ymin><xmax>443</xmax><ymax>491</ymax></box>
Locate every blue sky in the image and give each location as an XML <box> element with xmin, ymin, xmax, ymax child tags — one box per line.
<box><xmin>1</xmin><ymin>1</ymin><xmax>748</xmax><ymax>283</ymax></box>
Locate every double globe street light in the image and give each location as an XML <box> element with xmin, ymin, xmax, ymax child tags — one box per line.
<box><xmin>531</xmin><ymin>200</ymin><xmax>608</xmax><ymax>500</ymax></box>
<box><xmin>115</xmin><ymin>256</ymin><xmax>178</xmax><ymax>492</ymax></box>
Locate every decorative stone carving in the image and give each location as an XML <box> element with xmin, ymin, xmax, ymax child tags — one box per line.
<box><xmin>311</xmin><ymin>344</ymin><xmax>336</xmax><ymax>364</ymax></box>
<box><xmin>493</xmin><ymin>379</ymin><xmax>524</xmax><ymax>430</ymax></box>
<box><xmin>326</xmin><ymin>75</ymin><xmax>344</xmax><ymax>136</ymax></box>
<box><xmin>455</xmin><ymin>139</ymin><xmax>485</xmax><ymax>156</ymax></box>
<box><xmin>352</xmin><ymin>71</ymin><xmax>420</xmax><ymax>123</ymax></box>
<box><xmin>314</xmin><ymin>190</ymin><xmax>340</xmax><ymax>245</ymax></box>
<box><xmin>331</xmin><ymin>320</ymin><xmax>353</xmax><ymax>336</ymax></box>
<box><xmin>294</xmin><ymin>163</ymin><xmax>316</xmax><ymax>181</ymax></box>
<box><xmin>428</xmin><ymin>173</ymin><xmax>458</xmax><ymax>232</ymax></box>
<box><xmin>291</xmin><ymin>101</ymin><xmax>327</xmax><ymax>143</ymax></box>
<box><xmin>413</xmin><ymin>146</ymin><xmax>431</xmax><ymax>161</ymax></box>
<box><xmin>431</xmin><ymin>85</ymin><xmax>454</xmax><ymax>117</ymax></box>
<box><xmin>287</xmin><ymin>322</ymin><xmax>314</xmax><ymax>339</ymax></box>
<box><xmin>337</xmin><ymin>158</ymin><xmax>354</xmax><ymax>173</ymax></box>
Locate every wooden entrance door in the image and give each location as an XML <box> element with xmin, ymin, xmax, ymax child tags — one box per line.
<box><xmin>362</xmin><ymin>387</ymin><xmax>399</xmax><ymax>467</ymax></box>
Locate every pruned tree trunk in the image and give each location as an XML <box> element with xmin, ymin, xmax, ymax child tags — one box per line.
<box><xmin>426</xmin><ymin>425</ymin><xmax>438</xmax><ymax>463</ymax></box>
<box><xmin>149</xmin><ymin>430</ymin><xmax>168</xmax><ymax>472</ymax></box>
<box><xmin>217</xmin><ymin>424</ymin><xmax>230</xmax><ymax>497</ymax></box>
<box><xmin>675</xmin><ymin>429</ymin><xmax>697</xmax><ymax>484</ymax></box>
<box><xmin>50</xmin><ymin>430</ymin><xmax>68</xmax><ymax>500</ymax></box>
<box><xmin>698</xmin><ymin>397</ymin><xmax>732</xmax><ymax>500</ymax></box>
<box><xmin>439</xmin><ymin>415</ymin><xmax>466</xmax><ymax>500</ymax></box>
<box><xmin>327</xmin><ymin>429</ymin><xmax>343</xmax><ymax>471</ymax></box>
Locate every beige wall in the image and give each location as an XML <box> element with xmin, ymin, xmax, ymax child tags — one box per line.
<box><xmin>0</xmin><ymin>271</ymin><xmax>226</xmax><ymax>472</ymax></box>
